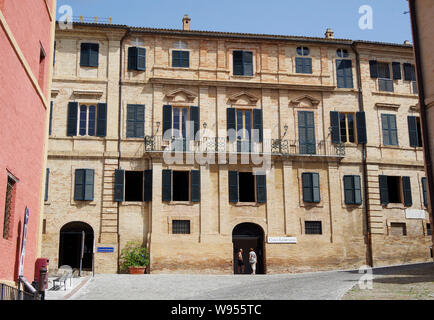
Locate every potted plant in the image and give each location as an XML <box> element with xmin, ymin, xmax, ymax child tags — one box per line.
<box><xmin>120</xmin><ymin>241</ymin><xmax>149</xmax><ymax>274</ymax></box>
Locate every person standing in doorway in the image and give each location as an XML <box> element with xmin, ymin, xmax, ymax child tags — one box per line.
<box><xmin>237</xmin><ymin>249</ymin><xmax>245</xmax><ymax>274</ymax></box>
<box><xmin>249</xmin><ymin>248</ymin><xmax>257</xmax><ymax>275</ymax></box>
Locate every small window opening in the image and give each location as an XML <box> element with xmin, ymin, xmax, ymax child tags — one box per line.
<box><xmin>387</xmin><ymin>176</ymin><xmax>402</xmax><ymax>204</ymax></box>
<box><xmin>125</xmin><ymin>171</ymin><xmax>143</xmax><ymax>202</ymax></box>
<box><xmin>173</xmin><ymin>171</ymin><xmax>189</xmax><ymax>201</ymax></box>
<box><xmin>239</xmin><ymin>172</ymin><xmax>255</xmax><ymax>203</ymax></box>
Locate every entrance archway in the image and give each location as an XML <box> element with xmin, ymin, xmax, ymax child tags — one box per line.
<box><xmin>59</xmin><ymin>222</ymin><xmax>94</xmax><ymax>270</ymax></box>
<box><xmin>232</xmin><ymin>223</ymin><xmax>265</xmax><ymax>274</ymax></box>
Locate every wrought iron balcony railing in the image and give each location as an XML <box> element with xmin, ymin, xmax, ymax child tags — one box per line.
<box><xmin>144</xmin><ymin>136</ymin><xmax>345</xmax><ymax>157</ymax></box>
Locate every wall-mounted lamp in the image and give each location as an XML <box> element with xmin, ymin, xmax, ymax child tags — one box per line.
<box><xmin>203</xmin><ymin>122</ymin><xmax>207</xmax><ymax>129</ymax></box>
<box><xmin>283</xmin><ymin>125</ymin><xmax>289</xmax><ymax>138</ymax></box>
<box><xmin>155</xmin><ymin>122</ymin><xmax>160</xmax><ymax>134</ymax></box>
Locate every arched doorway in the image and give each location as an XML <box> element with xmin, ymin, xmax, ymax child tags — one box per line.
<box><xmin>59</xmin><ymin>222</ymin><xmax>94</xmax><ymax>270</ymax></box>
<box><xmin>232</xmin><ymin>223</ymin><xmax>265</xmax><ymax>274</ymax></box>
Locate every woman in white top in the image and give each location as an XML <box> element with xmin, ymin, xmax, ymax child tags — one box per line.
<box><xmin>249</xmin><ymin>248</ymin><xmax>257</xmax><ymax>275</ymax></box>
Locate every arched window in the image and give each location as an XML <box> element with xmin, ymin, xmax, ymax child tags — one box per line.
<box><xmin>296</xmin><ymin>47</ymin><xmax>310</xmax><ymax>56</ymax></box>
<box><xmin>295</xmin><ymin>47</ymin><xmax>312</xmax><ymax>74</ymax></box>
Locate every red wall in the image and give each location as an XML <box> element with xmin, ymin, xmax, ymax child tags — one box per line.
<box><xmin>0</xmin><ymin>0</ymin><xmax>53</xmax><ymax>283</ymax></box>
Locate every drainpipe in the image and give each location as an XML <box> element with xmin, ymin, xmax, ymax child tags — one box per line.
<box><xmin>351</xmin><ymin>43</ymin><xmax>373</xmax><ymax>267</ymax></box>
<box><xmin>408</xmin><ymin>0</ymin><xmax>434</xmax><ymax>255</ymax></box>
<box><xmin>116</xmin><ymin>28</ymin><xmax>131</xmax><ymax>272</ymax></box>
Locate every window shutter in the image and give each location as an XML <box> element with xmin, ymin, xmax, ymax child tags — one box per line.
<box><xmin>403</xmin><ymin>63</ymin><xmax>413</xmax><ymax>81</ymax></box>
<box><xmin>114</xmin><ymin>169</ymin><xmax>125</xmax><ymax>202</ymax></box>
<box><xmin>182</xmin><ymin>51</ymin><xmax>190</xmax><ymax>68</ymax></box>
<box><xmin>402</xmin><ymin>176</ymin><xmax>412</xmax><ymax>207</ymax></box>
<box><xmin>344</xmin><ymin>60</ymin><xmax>354</xmax><ymax>88</ymax></box>
<box><xmin>330</xmin><ymin>111</ymin><xmax>341</xmax><ymax>144</ymax></box>
<box><xmin>163</xmin><ymin>105</ymin><xmax>172</xmax><ymax>139</ymax></box>
<box><xmin>74</xmin><ymin>169</ymin><xmax>85</xmax><ymax>201</ymax></box>
<box><xmin>407</xmin><ymin>116</ymin><xmax>419</xmax><ymax>147</ymax></box>
<box><xmin>80</xmin><ymin>43</ymin><xmax>89</xmax><ymax>67</ymax></box>
<box><xmin>302</xmin><ymin>173</ymin><xmax>313</xmax><ymax>203</ymax></box>
<box><xmin>137</xmin><ymin>48</ymin><xmax>146</xmax><ymax>71</ymax></box>
<box><xmin>356</xmin><ymin>112</ymin><xmax>367</xmax><ymax>144</ymax></box>
<box><xmin>253</xmin><ymin>109</ymin><xmax>263</xmax><ymax>143</ymax></box>
<box><xmin>44</xmin><ymin>168</ymin><xmax>50</xmax><ymax>201</ymax></box>
<box><xmin>126</xmin><ymin>105</ymin><xmax>136</xmax><ymax>138</ymax></box>
<box><xmin>312</xmin><ymin>173</ymin><xmax>321</xmax><ymax>203</ymax></box>
<box><xmin>162</xmin><ymin>169</ymin><xmax>172</xmax><ymax>202</ymax></box>
<box><xmin>344</xmin><ymin>175</ymin><xmax>355</xmax><ymax>205</ymax></box>
<box><xmin>295</xmin><ymin>57</ymin><xmax>304</xmax><ymax>73</ymax></box>
<box><xmin>190</xmin><ymin>170</ymin><xmax>201</xmax><ymax>202</ymax></box>
<box><xmin>228</xmin><ymin>171</ymin><xmax>239</xmax><ymax>203</ymax></box>
<box><xmin>256</xmin><ymin>174</ymin><xmax>267</xmax><ymax>204</ymax></box>
<box><xmin>304</xmin><ymin>58</ymin><xmax>312</xmax><ymax>74</ymax></box>
<box><xmin>299</xmin><ymin>111</ymin><xmax>316</xmax><ymax>155</ymax></box>
<box><xmin>49</xmin><ymin>101</ymin><xmax>53</xmax><ymax>136</ymax></box>
<box><xmin>84</xmin><ymin>169</ymin><xmax>94</xmax><ymax>201</ymax></box>
<box><xmin>190</xmin><ymin>106</ymin><xmax>200</xmax><ymax>141</ymax></box>
<box><xmin>96</xmin><ymin>103</ymin><xmax>107</xmax><ymax>137</ymax></box>
<box><xmin>233</xmin><ymin>51</ymin><xmax>244</xmax><ymax>75</ymax></box>
<box><xmin>128</xmin><ymin>47</ymin><xmax>138</xmax><ymax>70</ymax></box>
<box><xmin>369</xmin><ymin>60</ymin><xmax>378</xmax><ymax>78</ymax></box>
<box><xmin>135</xmin><ymin>105</ymin><xmax>145</xmax><ymax>138</ymax></box>
<box><xmin>227</xmin><ymin>108</ymin><xmax>236</xmax><ymax>142</ymax></box>
<box><xmin>392</xmin><ymin>62</ymin><xmax>402</xmax><ymax>80</ymax></box>
<box><xmin>243</xmin><ymin>51</ymin><xmax>253</xmax><ymax>76</ymax></box>
<box><xmin>67</xmin><ymin>102</ymin><xmax>78</xmax><ymax>136</ymax></box>
<box><xmin>389</xmin><ymin>115</ymin><xmax>398</xmax><ymax>146</ymax></box>
<box><xmin>422</xmin><ymin>178</ymin><xmax>428</xmax><ymax>207</ymax></box>
<box><xmin>379</xmin><ymin>175</ymin><xmax>389</xmax><ymax>205</ymax></box>
<box><xmin>354</xmin><ymin>175</ymin><xmax>362</xmax><ymax>205</ymax></box>
<box><xmin>144</xmin><ymin>170</ymin><xmax>152</xmax><ymax>202</ymax></box>
<box><xmin>89</xmin><ymin>44</ymin><xmax>99</xmax><ymax>67</ymax></box>
<box><xmin>336</xmin><ymin>60</ymin><xmax>346</xmax><ymax>88</ymax></box>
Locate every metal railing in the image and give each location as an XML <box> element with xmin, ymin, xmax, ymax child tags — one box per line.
<box><xmin>144</xmin><ymin>136</ymin><xmax>345</xmax><ymax>157</ymax></box>
<box><xmin>0</xmin><ymin>283</ymin><xmax>37</xmax><ymax>301</ymax></box>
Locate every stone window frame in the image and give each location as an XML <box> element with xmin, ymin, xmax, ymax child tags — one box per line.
<box><xmin>77</xmin><ymin>40</ymin><xmax>101</xmax><ymax>70</ymax></box>
<box><xmin>229</xmin><ymin>48</ymin><xmax>258</xmax><ymax>78</ymax></box>
<box><xmin>167</xmin><ymin>216</ymin><xmax>194</xmax><ymax>236</ymax></box>
<box><xmin>300</xmin><ymin>218</ymin><xmax>327</xmax><ymax>236</ymax></box>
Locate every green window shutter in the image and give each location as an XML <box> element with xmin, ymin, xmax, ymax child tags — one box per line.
<box><xmin>126</xmin><ymin>105</ymin><xmax>136</xmax><ymax>138</ymax></box>
<box><xmin>302</xmin><ymin>173</ymin><xmax>313</xmax><ymax>203</ymax></box>
<box><xmin>49</xmin><ymin>101</ymin><xmax>53</xmax><ymax>136</ymax></box>
<box><xmin>114</xmin><ymin>169</ymin><xmax>125</xmax><ymax>202</ymax></box>
<box><xmin>84</xmin><ymin>169</ymin><xmax>94</xmax><ymax>201</ymax></box>
<box><xmin>379</xmin><ymin>175</ymin><xmax>389</xmax><ymax>205</ymax></box>
<box><xmin>256</xmin><ymin>174</ymin><xmax>267</xmax><ymax>204</ymax></box>
<box><xmin>74</xmin><ymin>169</ymin><xmax>85</xmax><ymax>201</ymax></box>
<box><xmin>312</xmin><ymin>173</ymin><xmax>321</xmax><ymax>203</ymax></box>
<box><xmin>67</xmin><ymin>102</ymin><xmax>78</xmax><ymax>136</ymax></box>
<box><xmin>137</xmin><ymin>48</ymin><xmax>146</xmax><ymax>70</ymax></box>
<box><xmin>96</xmin><ymin>103</ymin><xmax>107</xmax><ymax>137</ymax></box>
<box><xmin>295</xmin><ymin>57</ymin><xmax>304</xmax><ymax>73</ymax></box>
<box><xmin>402</xmin><ymin>176</ymin><xmax>412</xmax><ymax>207</ymax></box>
<box><xmin>80</xmin><ymin>43</ymin><xmax>90</xmax><ymax>67</ymax></box>
<box><xmin>253</xmin><ymin>109</ymin><xmax>263</xmax><ymax>143</ymax></box>
<box><xmin>354</xmin><ymin>175</ymin><xmax>362</xmax><ymax>205</ymax></box>
<box><xmin>144</xmin><ymin>170</ymin><xmax>152</xmax><ymax>202</ymax></box>
<box><xmin>344</xmin><ymin>175</ymin><xmax>355</xmax><ymax>205</ymax></box>
<box><xmin>243</xmin><ymin>51</ymin><xmax>253</xmax><ymax>76</ymax></box>
<box><xmin>344</xmin><ymin>60</ymin><xmax>354</xmax><ymax>88</ymax></box>
<box><xmin>369</xmin><ymin>60</ymin><xmax>378</xmax><ymax>78</ymax></box>
<box><xmin>356</xmin><ymin>112</ymin><xmax>367</xmax><ymax>144</ymax></box>
<box><xmin>228</xmin><ymin>171</ymin><xmax>239</xmax><ymax>203</ymax></box>
<box><xmin>181</xmin><ymin>51</ymin><xmax>190</xmax><ymax>68</ymax></box>
<box><xmin>392</xmin><ymin>62</ymin><xmax>402</xmax><ymax>80</ymax></box>
<box><xmin>227</xmin><ymin>108</ymin><xmax>236</xmax><ymax>142</ymax></box>
<box><xmin>162</xmin><ymin>170</ymin><xmax>172</xmax><ymax>202</ymax></box>
<box><xmin>303</xmin><ymin>58</ymin><xmax>312</xmax><ymax>74</ymax></box>
<box><xmin>128</xmin><ymin>47</ymin><xmax>138</xmax><ymax>70</ymax></box>
<box><xmin>89</xmin><ymin>44</ymin><xmax>99</xmax><ymax>67</ymax></box>
<box><xmin>233</xmin><ymin>51</ymin><xmax>244</xmax><ymax>75</ymax></box>
<box><xmin>298</xmin><ymin>111</ymin><xmax>316</xmax><ymax>155</ymax></box>
<box><xmin>190</xmin><ymin>106</ymin><xmax>200</xmax><ymax>141</ymax></box>
<box><xmin>44</xmin><ymin>168</ymin><xmax>50</xmax><ymax>201</ymax></box>
<box><xmin>190</xmin><ymin>170</ymin><xmax>201</xmax><ymax>202</ymax></box>
<box><xmin>382</xmin><ymin>114</ymin><xmax>398</xmax><ymax>146</ymax></box>
<box><xmin>330</xmin><ymin>111</ymin><xmax>341</xmax><ymax>144</ymax></box>
<box><xmin>422</xmin><ymin>178</ymin><xmax>428</xmax><ymax>207</ymax></box>
<box><xmin>162</xmin><ymin>105</ymin><xmax>172</xmax><ymax>139</ymax></box>
<box><xmin>135</xmin><ymin>105</ymin><xmax>145</xmax><ymax>138</ymax></box>
<box><xmin>336</xmin><ymin>60</ymin><xmax>346</xmax><ymax>88</ymax></box>
<box><xmin>408</xmin><ymin>116</ymin><xmax>419</xmax><ymax>147</ymax></box>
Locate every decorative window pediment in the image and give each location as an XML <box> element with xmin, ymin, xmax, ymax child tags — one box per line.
<box><xmin>228</xmin><ymin>91</ymin><xmax>259</xmax><ymax>106</ymax></box>
<box><xmin>290</xmin><ymin>95</ymin><xmax>320</xmax><ymax>108</ymax></box>
<box><xmin>72</xmin><ymin>89</ymin><xmax>104</xmax><ymax>98</ymax></box>
<box><xmin>166</xmin><ymin>88</ymin><xmax>197</xmax><ymax>103</ymax></box>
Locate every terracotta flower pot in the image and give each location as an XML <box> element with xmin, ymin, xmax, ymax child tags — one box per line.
<box><xmin>128</xmin><ymin>266</ymin><xmax>147</xmax><ymax>274</ymax></box>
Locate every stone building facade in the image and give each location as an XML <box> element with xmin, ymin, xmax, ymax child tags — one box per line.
<box><xmin>42</xmin><ymin>18</ymin><xmax>432</xmax><ymax>274</ymax></box>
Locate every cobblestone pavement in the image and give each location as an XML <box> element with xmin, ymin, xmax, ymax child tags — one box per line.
<box><xmin>69</xmin><ymin>263</ymin><xmax>433</xmax><ymax>300</ymax></box>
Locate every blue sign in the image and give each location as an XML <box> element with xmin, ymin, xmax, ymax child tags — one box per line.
<box><xmin>97</xmin><ymin>247</ymin><xmax>114</xmax><ymax>253</ymax></box>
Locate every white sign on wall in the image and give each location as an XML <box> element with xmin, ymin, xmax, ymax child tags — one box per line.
<box><xmin>405</xmin><ymin>209</ymin><xmax>426</xmax><ymax>220</ymax></box>
<box><xmin>268</xmin><ymin>237</ymin><xmax>297</xmax><ymax>244</ymax></box>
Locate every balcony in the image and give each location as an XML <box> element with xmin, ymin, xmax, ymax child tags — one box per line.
<box><xmin>144</xmin><ymin>136</ymin><xmax>345</xmax><ymax>157</ymax></box>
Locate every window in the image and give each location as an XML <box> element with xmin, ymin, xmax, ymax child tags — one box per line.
<box><xmin>302</xmin><ymin>173</ymin><xmax>321</xmax><ymax>203</ymax></box>
<box><xmin>128</xmin><ymin>47</ymin><xmax>146</xmax><ymax>71</ymax></box>
<box><xmin>3</xmin><ymin>177</ymin><xmax>16</xmax><ymax>239</ymax></box>
<box><xmin>337</xmin><ymin>49</ymin><xmax>349</xmax><ymax>58</ymax></box>
<box><xmin>74</xmin><ymin>169</ymin><xmax>94</xmax><ymax>201</ymax></box>
<box><xmin>233</xmin><ymin>51</ymin><xmax>254</xmax><ymax>76</ymax></box>
<box><xmin>336</xmin><ymin>59</ymin><xmax>353</xmax><ymax>89</ymax></box>
<box><xmin>408</xmin><ymin>116</ymin><xmax>422</xmax><ymax>148</ymax></box>
<box><xmin>427</xmin><ymin>223</ymin><xmax>431</xmax><ymax>236</ymax></box>
<box><xmin>403</xmin><ymin>63</ymin><xmax>417</xmax><ymax>94</ymax></box>
<box><xmin>228</xmin><ymin>171</ymin><xmax>266</xmax><ymax>204</ymax></box>
<box><xmin>339</xmin><ymin>113</ymin><xmax>356</xmax><ymax>143</ymax></box>
<box><xmin>67</xmin><ymin>102</ymin><xmax>107</xmax><ymax>137</ymax></box>
<box><xmin>298</xmin><ymin>111</ymin><xmax>316</xmax><ymax>154</ymax></box>
<box><xmin>379</xmin><ymin>175</ymin><xmax>412</xmax><ymax>206</ymax></box>
<box><xmin>369</xmin><ymin>61</ymin><xmax>394</xmax><ymax>92</ymax></box>
<box><xmin>227</xmin><ymin>108</ymin><xmax>263</xmax><ymax>147</ymax></box>
<box><xmin>330</xmin><ymin>111</ymin><xmax>367</xmax><ymax>145</ymax></box>
<box><xmin>114</xmin><ymin>170</ymin><xmax>152</xmax><ymax>202</ymax></box>
<box><xmin>49</xmin><ymin>101</ymin><xmax>53</xmax><ymax>136</ymax></box>
<box><xmin>162</xmin><ymin>170</ymin><xmax>200</xmax><ymax>202</ymax></box>
<box><xmin>172</xmin><ymin>220</ymin><xmax>190</xmax><ymax>234</ymax></box>
<box><xmin>295</xmin><ymin>47</ymin><xmax>312</xmax><ymax>74</ymax></box>
<box><xmin>80</xmin><ymin>43</ymin><xmax>99</xmax><ymax>67</ymax></box>
<box><xmin>381</xmin><ymin>114</ymin><xmax>398</xmax><ymax>146</ymax></box>
<box><xmin>422</xmin><ymin>178</ymin><xmax>428</xmax><ymax>207</ymax></box>
<box><xmin>390</xmin><ymin>223</ymin><xmax>407</xmax><ymax>236</ymax></box>
<box><xmin>305</xmin><ymin>221</ymin><xmax>322</xmax><ymax>235</ymax></box>
<box><xmin>343</xmin><ymin>175</ymin><xmax>362</xmax><ymax>205</ymax></box>
<box><xmin>172</xmin><ymin>50</ymin><xmax>190</xmax><ymax>68</ymax></box>
<box><xmin>126</xmin><ymin>105</ymin><xmax>145</xmax><ymax>138</ymax></box>
<box><xmin>162</xmin><ymin>105</ymin><xmax>199</xmax><ymax>143</ymax></box>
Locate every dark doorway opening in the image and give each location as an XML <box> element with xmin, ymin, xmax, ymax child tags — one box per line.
<box><xmin>59</xmin><ymin>222</ymin><xmax>94</xmax><ymax>270</ymax></box>
<box><xmin>173</xmin><ymin>171</ymin><xmax>189</xmax><ymax>201</ymax></box>
<box><xmin>125</xmin><ymin>171</ymin><xmax>143</xmax><ymax>202</ymax></box>
<box><xmin>232</xmin><ymin>223</ymin><xmax>265</xmax><ymax>274</ymax></box>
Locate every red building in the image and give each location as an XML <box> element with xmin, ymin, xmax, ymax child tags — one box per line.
<box><xmin>0</xmin><ymin>0</ymin><xmax>56</xmax><ymax>286</ymax></box>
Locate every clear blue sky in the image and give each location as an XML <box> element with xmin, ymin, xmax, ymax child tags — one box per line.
<box><xmin>57</xmin><ymin>0</ymin><xmax>413</xmax><ymax>44</ymax></box>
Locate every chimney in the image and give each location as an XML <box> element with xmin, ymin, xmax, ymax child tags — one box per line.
<box><xmin>404</xmin><ymin>40</ymin><xmax>411</xmax><ymax>45</ymax></box>
<box><xmin>325</xmin><ymin>28</ymin><xmax>334</xmax><ymax>39</ymax></box>
<box><xmin>182</xmin><ymin>14</ymin><xmax>191</xmax><ymax>31</ymax></box>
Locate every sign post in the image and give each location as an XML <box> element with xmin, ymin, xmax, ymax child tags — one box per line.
<box><xmin>79</xmin><ymin>231</ymin><xmax>85</xmax><ymax>277</ymax></box>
